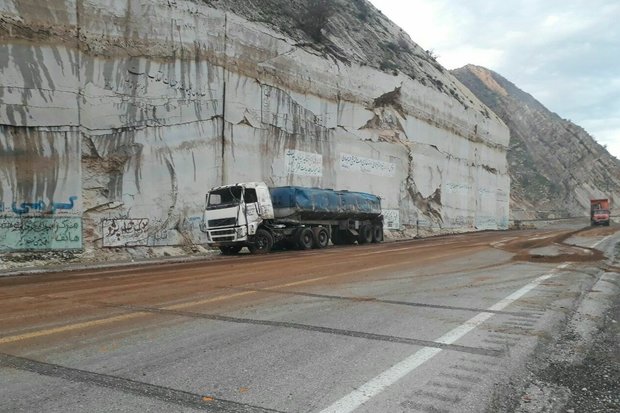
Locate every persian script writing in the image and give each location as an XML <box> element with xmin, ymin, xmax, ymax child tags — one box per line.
<box><xmin>0</xmin><ymin>217</ymin><xmax>82</xmax><ymax>251</ymax></box>
<box><xmin>382</xmin><ymin>209</ymin><xmax>400</xmax><ymax>230</ymax></box>
<box><xmin>475</xmin><ymin>216</ymin><xmax>498</xmax><ymax>230</ymax></box>
<box><xmin>445</xmin><ymin>183</ymin><xmax>472</xmax><ymax>194</ymax></box>
<box><xmin>478</xmin><ymin>188</ymin><xmax>494</xmax><ymax>197</ymax></box>
<box><xmin>9</xmin><ymin>196</ymin><xmax>78</xmax><ymax>215</ymax></box>
<box><xmin>448</xmin><ymin>216</ymin><xmax>475</xmax><ymax>228</ymax></box>
<box><xmin>149</xmin><ymin>218</ymin><xmax>170</xmax><ymax>245</ymax></box>
<box><xmin>340</xmin><ymin>153</ymin><xmax>396</xmax><ymax>177</ymax></box>
<box><xmin>126</xmin><ymin>67</ymin><xmax>209</xmax><ymax>98</ymax></box>
<box><xmin>285</xmin><ymin>149</ymin><xmax>323</xmax><ymax>177</ymax></box>
<box><xmin>102</xmin><ymin>219</ymin><xmax>149</xmax><ymax>247</ymax></box>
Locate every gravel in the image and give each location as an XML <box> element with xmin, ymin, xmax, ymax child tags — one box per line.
<box><xmin>536</xmin><ymin>296</ymin><xmax>620</xmax><ymax>412</ymax></box>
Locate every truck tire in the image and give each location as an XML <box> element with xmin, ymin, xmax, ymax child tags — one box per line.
<box><xmin>219</xmin><ymin>245</ymin><xmax>242</xmax><ymax>255</ymax></box>
<box><xmin>297</xmin><ymin>227</ymin><xmax>314</xmax><ymax>250</ymax></box>
<box><xmin>357</xmin><ymin>224</ymin><xmax>373</xmax><ymax>244</ymax></box>
<box><xmin>312</xmin><ymin>227</ymin><xmax>330</xmax><ymax>249</ymax></box>
<box><xmin>372</xmin><ymin>224</ymin><xmax>384</xmax><ymax>243</ymax></box>
<box><xmin>248</xmin><ymin>229</ymin><xmax>273</xmax><ymax>254</ymax></box>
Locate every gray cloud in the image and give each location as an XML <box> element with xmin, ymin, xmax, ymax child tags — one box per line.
<box><xmin>370</xmin><ymin>0</ymin><xmax>620</xmax><ymax>157</ymax></box>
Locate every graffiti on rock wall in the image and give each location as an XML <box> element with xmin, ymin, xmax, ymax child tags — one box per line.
<box><xmin>340</xmin><ymin>153</ymin><xmax>395</xmax><ymax>177</ymax></box>
<box><xmin>102</xmin><ymin>218</ymin><xmax>149</xmax><ymax>247</ymax></box>
<box><xmin>382</xmin><ymin>209</ymin><xmax>400</xmax><ymax>230</ymax></box>
<box><xmin>51</xmin><ymin>196</ymin><xmax>78</xmax><ymax>213</ymax></box>
<box><xmin>115</xmin><ymin>64</ymin><xmax>219</xmax><ymax>128</ymax></box>
<box><xmin>445</xmin><ymin>183</ymin><xmax>472</xmax><ymax>194</ymax></box>
<box><xmin>475</xmin><ymin>216</ymin><xmax>498</xmax><ymax>230</ymax></box>
<box><xmin>126</xmin><ymin>67</ymin><xmax>210</xmax><ymax>98</ymax></box>
<box><xmin>9</xmin><ymin>196</ymin><xmax>78</xmax><ymax>215</ymax></box>
<box><xmin>151</xmin><ymin>218</ymin><xmax>170</xmax><ymax>243</ymax></box>
<box><xmin>478</xmin><ymin>188</ymin><xmax>494</xmax><ymax>198</ymax></box>
<box><xmin>285</xmin><ymin>149</ymin><xmax>323</xmax><ymax>177</ymax></box>
<box><xmin>0</xmin><ymin>217</ymin><xmax>82</xmax><ymax>251</ymax></box>
<box><xmin>11</xmin><ymin>201</ymin><xmax>46</xmax><ymax>215</ymax></box>
<box><xmin>448</xmin><ymin>216</ymin><xmax>474</xmax><ymax>228</ymax></box>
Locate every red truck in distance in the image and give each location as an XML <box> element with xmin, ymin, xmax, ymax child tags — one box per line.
<box><xmin>590</xmin><ymin>199</ymin><xmax>611</xmax><ymax>226</ymax></box>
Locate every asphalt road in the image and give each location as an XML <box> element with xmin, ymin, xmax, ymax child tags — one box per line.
<box><xmin>1</xmin><ymin>225</ymin><xmax>618</xmax><ymax>413</ymax></box>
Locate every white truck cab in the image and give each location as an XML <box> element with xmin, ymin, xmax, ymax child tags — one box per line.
<box><xmin>201</xmin><ymin>182</ymin><xmax>274</xmax><ymax>252</ymax></box>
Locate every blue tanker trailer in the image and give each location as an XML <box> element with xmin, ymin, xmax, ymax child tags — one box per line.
<box><xmin>201</xmin><ymin>182</ymin><xmax>384</xmax><ymax>254</ymax></box>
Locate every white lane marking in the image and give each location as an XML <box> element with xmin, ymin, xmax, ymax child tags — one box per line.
<box><xmin>591</xmin><ymin>234</ymin><xmax>613</xmax><ymax>248</ymax></box>
<box><xmin>490</xmin><ymin>236</ymin><xmax>517</xmax><ymax>247</ymax></box>
<box><xmin>526</xmin><ymin>234</ymin><xmax>556</xmax><ymax>241</ymax></box>
<box><xmin>350</xmin><ymin>241</ymin><xmax>467</xmax><ymax>257</ymax></box>
<box><xmin>318</xmin><ymin>263</ymin><xmax>571</xmax><ymax>413</ymax></box>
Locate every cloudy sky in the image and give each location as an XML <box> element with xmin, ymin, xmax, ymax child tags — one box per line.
<box><xmin>369</xmin><ymin>0</ymin><xmax>620</xmax><ymax>159</ymax></box>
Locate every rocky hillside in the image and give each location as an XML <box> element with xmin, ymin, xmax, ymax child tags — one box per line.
<box><xmin>0</xmin><ymin>0</ymin><xmax>510</xmax><ymax>261</ymax></box>
<box><xmin>207</xmin><ymin>0</ymin><xmax>480</xmax><ymax>111</ymax></box>
<box><xmin>452</xmin><ymin>65</ymin><xmax>620</xmax><ymax>220</ymax></box>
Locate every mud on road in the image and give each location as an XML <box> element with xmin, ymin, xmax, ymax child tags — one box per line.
<box><xmin>493</xmin><ymin>229</ymin><xmax>620</xmax><ymax>413</ymax></box>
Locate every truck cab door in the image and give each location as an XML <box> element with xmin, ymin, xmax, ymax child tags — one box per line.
<box><xmin>256</xmin><ymin>184</ymin><xmax>275</xmax><ymax>219</ymax></box>
<box><xmin>243</xmin><ymin>188</ymin><xmax>262</xmax><ymax>232</ymax></box>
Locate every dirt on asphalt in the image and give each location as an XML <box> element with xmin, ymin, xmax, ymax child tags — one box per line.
<box><xmin>490</xmin><ymin>231</ymin><xmax>620</xmax><ymax>413</ymax></box>
<box><xmin>496</xmin><ymin>226</ymin><xmax>619</xmax><ymax>264</ymax></box>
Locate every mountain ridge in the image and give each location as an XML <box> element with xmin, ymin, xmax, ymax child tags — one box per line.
<box><xmin>452</xmin><ymin>64</ymin><xmax>620</xmax><ymax>219</ymax></box>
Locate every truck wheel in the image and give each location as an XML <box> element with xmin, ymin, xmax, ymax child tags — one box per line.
<box><xmin>219</xmin><ymin>245</ymin><xmax>242</xmax><ymax>255</ymax></box>
<box><xmin>372</xmin><ymin>225</ymin><xmax>384</xmax><ymax>243</ymax></box>
<box><xmin>248</xmin><ymin>229</ymin><xmax>273</xmax><ymax>254</ymax></box>
<box><xmin>312</xmin><ymin>227</ymin><xmax>330</xmax><ymax>249</ymax></box>
<box><xmin>297</xmin><ymin>228</ymin><xmax>314</xmax><ymax>250</ymax></box>
<box><xmin>357</xmin><ymin>224</ymin><xmax>373</xmax><ymax>244</ymax></box>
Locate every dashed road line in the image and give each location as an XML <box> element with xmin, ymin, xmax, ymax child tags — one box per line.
<box><xmin>230</xmin><ymin>287</ymin><xmax>533</xmax><ymax>317</ymax></box>
<box><xmin>114</xmin><ymin>304</ymin><xmax>504</xmax><ymax>357</ymax></box>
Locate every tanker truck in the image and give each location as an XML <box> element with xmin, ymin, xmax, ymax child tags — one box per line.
<box><xmin>200</xmin><ymin>182</ymin><xmax>384</xmax><ymax>254</ymax></box>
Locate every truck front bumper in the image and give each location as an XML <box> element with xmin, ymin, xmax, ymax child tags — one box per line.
<box><xmin>206</xmin><ymin>226</ymin><xmax>248</xmax><ymax>246</ymax></box>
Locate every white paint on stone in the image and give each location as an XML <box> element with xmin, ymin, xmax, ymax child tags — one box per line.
<box><xmin>340</xmin><ymin>153</ymin><xmax>396</xmax><ymax>177</ymax></box>
<box><xmin>285</xmin><ymin>149</ymin><xmax>323</xmax><ymax>177</ymax></box>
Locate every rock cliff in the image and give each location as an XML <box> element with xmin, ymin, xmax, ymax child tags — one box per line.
<box><xmin>0</xmin><ymin>0</ymin><xmax>509</xmax><ymax>257</ymax></box>
<box><xmin>452</xmin><ymin>64</ymin><xmax>620</xmax><ymax>220</ymax></box>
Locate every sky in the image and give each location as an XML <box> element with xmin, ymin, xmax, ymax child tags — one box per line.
<box><xmin>369</xmin><ymin>0</ymin><xmax>620</xmax><ymax>159</ymax></box>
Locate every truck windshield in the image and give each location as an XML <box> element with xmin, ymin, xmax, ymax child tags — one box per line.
<box><xmin>207</xmin><ymin>186</ymin><xmax>243</xmax><ymax>210</ymax></box>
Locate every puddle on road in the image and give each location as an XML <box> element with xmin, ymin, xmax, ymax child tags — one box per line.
<box><xmin>494</xmin><ymin>226</ymin><xmax>619</xmax><ymax>264</ymax></box>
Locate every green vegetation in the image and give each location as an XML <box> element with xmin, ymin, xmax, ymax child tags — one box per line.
<box><xmin>298</xmin><ymin>0</ymin><xmax>334</xmax><ymax>42</ymax></box>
